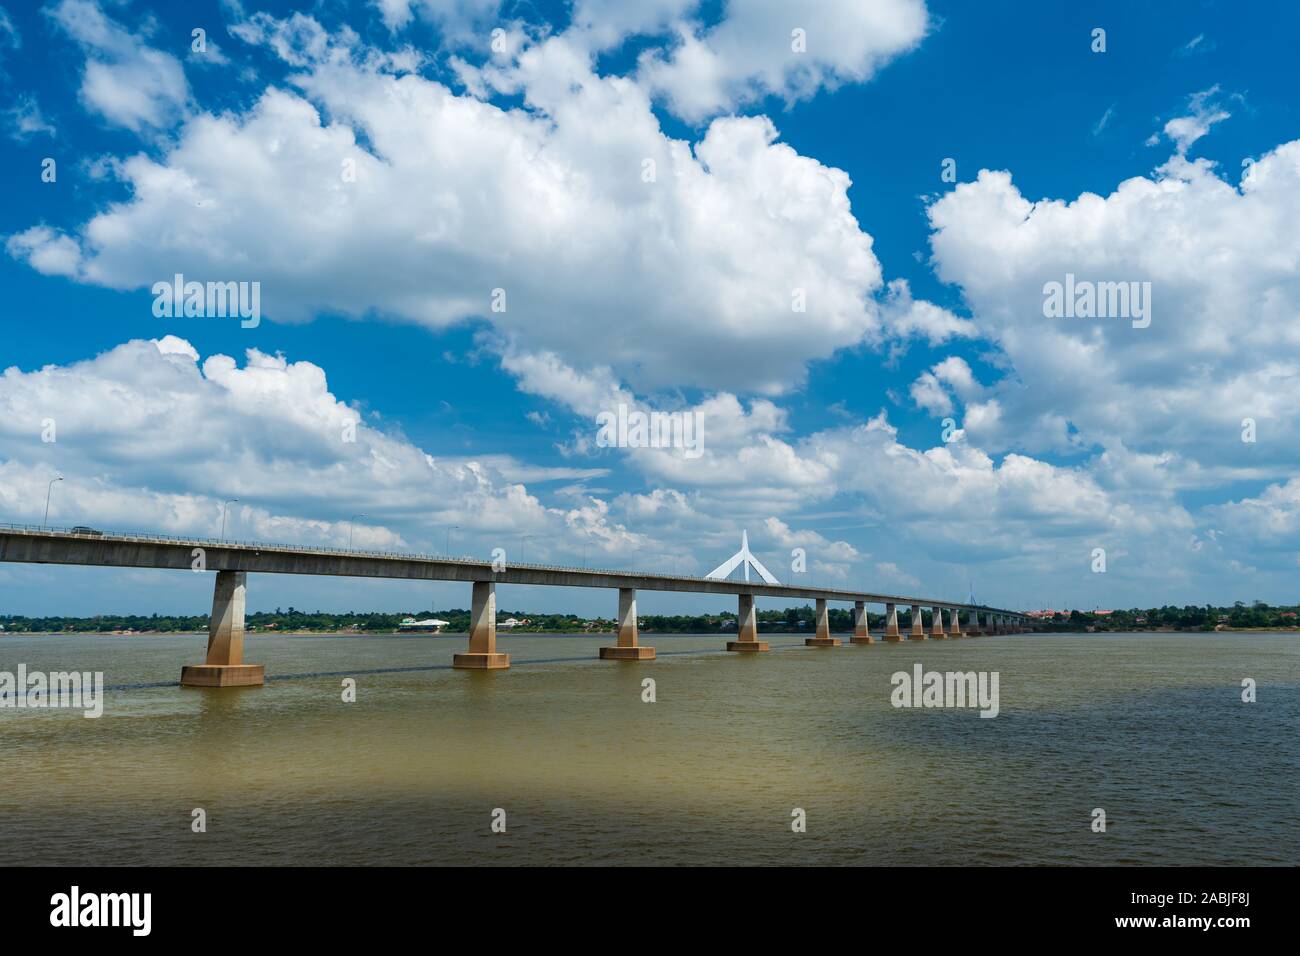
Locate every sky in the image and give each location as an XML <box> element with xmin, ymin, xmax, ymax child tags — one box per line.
<box><xmin>1</xmin><ymin>0</ymin><xmax>1299</xmax><ymax>618</ymax></box>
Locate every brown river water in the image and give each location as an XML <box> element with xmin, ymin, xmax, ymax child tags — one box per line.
<box><xmin>1</xmin><ymin>631</ymin><xmax>1296</xmax><ymax>865</ymax></box>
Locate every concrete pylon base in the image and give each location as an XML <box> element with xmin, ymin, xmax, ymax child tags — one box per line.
<box><xmin>883</xmin><ymin>634</ymin><xmax>904</xmax><ymax>643</ymax></box>
<box><xmin>599</xmin><ymin>646</ymin><xmax>656</xmax><ymax>660</ymax></box>
<box><xmin>453</xmin><ymin>652</ymin><xmax>510</xmax><ymax>669</ymax></box>
<box><xmin>805</xmin><ymin>637</ymin><xmax>842</xmax><ymax>647</ymax></box>
<box><xmin>180</xmin><ymin>664</ymin><xmax>265</xmax><ymax>687</ymax></box>
<box><xmin>850</xmin><ymin>636</ymin><xmax>876</xmax><ymax>645</ymax></box>
<box><xmin>930</xmin><ymin>634</ymin><xmax>949</xmax><ymax>640</ymax></box>
<box><xmin>907</xmin><ymin>634</ymin><xmax>928</xmax><ymax>641</ymax></box>
<box><xmin>726</xmin><ymin>640</ymin><xmax>770</xmax><ymax>652</ymax></box>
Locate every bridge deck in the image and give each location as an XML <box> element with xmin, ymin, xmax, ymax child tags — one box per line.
<box><xmin>0</xmin><ymin>524</ymin><xmax>1016</xmax><ymax>613</ymax></box>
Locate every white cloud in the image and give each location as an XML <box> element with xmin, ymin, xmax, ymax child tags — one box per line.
<box><xmin>879</xmin><ymin>279</ymin><xmax>978</xmax><ymax>345</ymax></box>
<box><xmin>926</xmin><ymin>127</ymin><xmax>1300</xmax><ymax>482</ymax></box>
<box><xmin>11</xmin><ymin>25</ymin><xmax>899</xmax><ymax>395</ymax></box>
<box><xmin>1155</xmin><ymin>86</ymin><xmax>1231</xmax><ymax>155</ymax></box>
<box><xmin>636</xmin><ymin>0</ymin><xmax>929</xmax><ymax>123</ymax></box>
<box><xmin>48</xmin><ymin>0</ymin><xmax>189</xmax><ymax>132</ymax></box>
<box><xmin>0</xmin><ymin>338</ymin><xmax>636</xmax><ymax>556</ymax></box>
<box><xmin>6</xmin><ymin>226</ymin><xmax>81</xmax><ymax>276</ymax></box>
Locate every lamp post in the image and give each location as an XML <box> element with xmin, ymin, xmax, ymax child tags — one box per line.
<box><xmin>43</xmin><ymin>475</ymin><xmax>63</xmax><ymax>528</ymax></box>
<box><xmin>518</xmin><ymin>533</ymin><xmax>533</xmax><ymax>565</ymax></box>
<box><xmin>220</xmin><ymin>498</ymin><xmax>239</xmax><ymax>541</ymax></box>
<box><xmin>348</xmin><ymin>514</ymin><xmax>367</xmax><ymax>549</ymax></box>
<box><xmin>445</xmin><ymin>525</ymin><xmax>458</xmax><ymax>557</ymax></box>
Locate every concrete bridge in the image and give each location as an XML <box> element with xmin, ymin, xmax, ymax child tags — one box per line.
<box><xmin>0</xmin><ymin>525</ymin><xmax>1028</xmax><ymax>687</ymax></box>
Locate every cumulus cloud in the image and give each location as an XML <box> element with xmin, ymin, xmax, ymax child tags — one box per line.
<box><xmin>8</xmin><ymin>23</ymin><xmax>906</xmax><ymax>394</ymax></box>
<box><xmin>926</xmin><ymin>127</ymin><xmax>1300</xmax><ymax>482</ymax></box>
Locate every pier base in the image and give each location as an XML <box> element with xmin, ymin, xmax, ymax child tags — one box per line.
<box><xmin>600</xmin><ymin>645</ymin><xmax>656</xmax><ymax>660</ymax></box>
<box><xmin>452</xmin><ymin>652</ymin><xmax>510</xmax><ymax>669</ymax></box>
<box><xmin>727</xmin><ymin>640</ymin><xmax>770</xmax><ymax>652</ymax></box>
<box><xmin>805</xmin><ymin>637</ymin><xmax>842</xmax><ymax>647</ymax></box>
<box><xmin>850</xmin><ymin>635</ymin><xmax>876</xmax><ymax>645</ymax></box>
<box><xmin>180</xmin><ymin>664</ymin><xmax>265</xmax><ymax>688</ymax></box>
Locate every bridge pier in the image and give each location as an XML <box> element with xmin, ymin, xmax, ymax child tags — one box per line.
<box><xmin>948</xmin><ymin>607</ymin><xmax>964</xmax><ymax>638</ymax></box>
<box><xmin>908</xmin><ymin>603</ymin><xmax>927</xmax><ymax>640</ymax></box>
<box><xmin>181</xmin><ymin>570</ymin><xmax>264</xmax><ymax>687</ymax></box>
<box><xmin>727</xmin><ymin>593</ymin><xmax>769</xmax><ymax>652</ymax></box>
<box><xmin>930</xmin><ymin>605</ymin><xmax>948</xmax><ymax>639</ymax></box>
<box><xmin>850</xmin><ymin>600</ymin><xmax>874</xmax><ymax>644</ymax></box>
<box><xmin>806</xmin><ymin>597</ymin><xmax>841</xmax><ymax>646</ymax></box>
<box><xmin>883</xmin><ymin>602</ymin><xmax>902</xmax><ymax>641</ymax></box>
<box><xmin>454</xmin><ymin>581</ymin><xmax>509</xmax><ymax>669</ymax></box>
<box><xmin>601</xmin><ymin>587</ymin><xmax>655</xmax><ymax>660</ymax></box>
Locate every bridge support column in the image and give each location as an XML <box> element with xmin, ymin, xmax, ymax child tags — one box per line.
<box><xmin>601</xmin><ymin>588</ymin><xmax>655</xmax><ymax>660</ymax></box>
<box><xmin>884</xmin><ymin>603</ymin><xmax>902</xmax><ymax>642</ymax></box>
<box><xmin>908</xmin><ymin>604</ymin><xmax>927</xmax><ymax>640</ymax></box>
<box><xmin>181</xmin><ymin>570</ymin><xmax>264</xmax><ymax>687</ymax></box>
<box><xmin>727</xmin><ymin>593</ymin><xmax>769</xmax><ymax>652</ymax></box>
<box><xmin>454</xmin><ymin>581</ymin><xmax>509</xmax><ymax>669</ymax></box>
<box><xmin>806</xmin><ymin>597</ymin><xmax>841</xmax><ymax>646</ymax></box>
<box><xmin>850</xmin><ymin>601</ymin><xmax>874</xmax><ymax>644</ymax></box>
<box><xmin>930</xmin><ymin>605</ymin><xmax>948</xmax><ymax>639</ymax></box>
<box><xmin>948</xmin><ymin>608</ymin><xmax>964</xmax><ymax>638</ymax></box>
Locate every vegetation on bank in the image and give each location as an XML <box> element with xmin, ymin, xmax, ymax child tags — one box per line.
<box><xmin>2</xmin><ymin>602</ymin><xmax>1296</xmax><ymax>634</ymax></box>
<box><xmin>1028</xmin><ymin>602</ymin><xmax>1297</xmax><ymax>631</ymax></box>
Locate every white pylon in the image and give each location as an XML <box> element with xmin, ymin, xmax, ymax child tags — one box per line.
<box><xmin>705</xmin><ymin>530</ymin><xmax>780</xmax><ymax>585</ymax></box>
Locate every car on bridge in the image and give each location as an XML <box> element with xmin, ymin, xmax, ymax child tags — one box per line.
<box><xmin>69</xmin><ymin>526</ymin><xmax>104</xmax><ymax>536</ymax></box>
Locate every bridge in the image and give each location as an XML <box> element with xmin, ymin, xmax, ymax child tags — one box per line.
<box><xmin>0</xmin><ymin>524</ymin><xmax>1027</xmax><ymax>687</ymax></box>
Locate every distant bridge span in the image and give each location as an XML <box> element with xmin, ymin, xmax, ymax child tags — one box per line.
<box><xmin>0</xmin><ymin>525</ymin><xmax>1027</xmax><ymax>686</ymax></box>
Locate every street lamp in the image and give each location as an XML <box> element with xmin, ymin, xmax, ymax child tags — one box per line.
<box><xmin>220</xmin><ymin>498</ymin><xmax>239</xmax><ymax>541</ymax></box>
<box><xmin>43</xmin><ymin>475</ymin><xmax>63</xmax><ymax>528</ymax></box>
<box><xmin>348</xmin><ymin>514</ymin><xmax>367</xmax><ymax>549</ymax></box>
<box><xmin>445</xmin><ymin>525</ymin><xmax>458</xmax><ymax>557</ymax></box>
<box><xmin>518</xmin><ymin>533</ymin><xmax>533</xmax><ymax>565</ymax></box>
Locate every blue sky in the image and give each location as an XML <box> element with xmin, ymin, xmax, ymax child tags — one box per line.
<box><xmin>2</xmin><ymin>0</ymin><xmax>1299</xmax><ymax>617</ymax></box>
